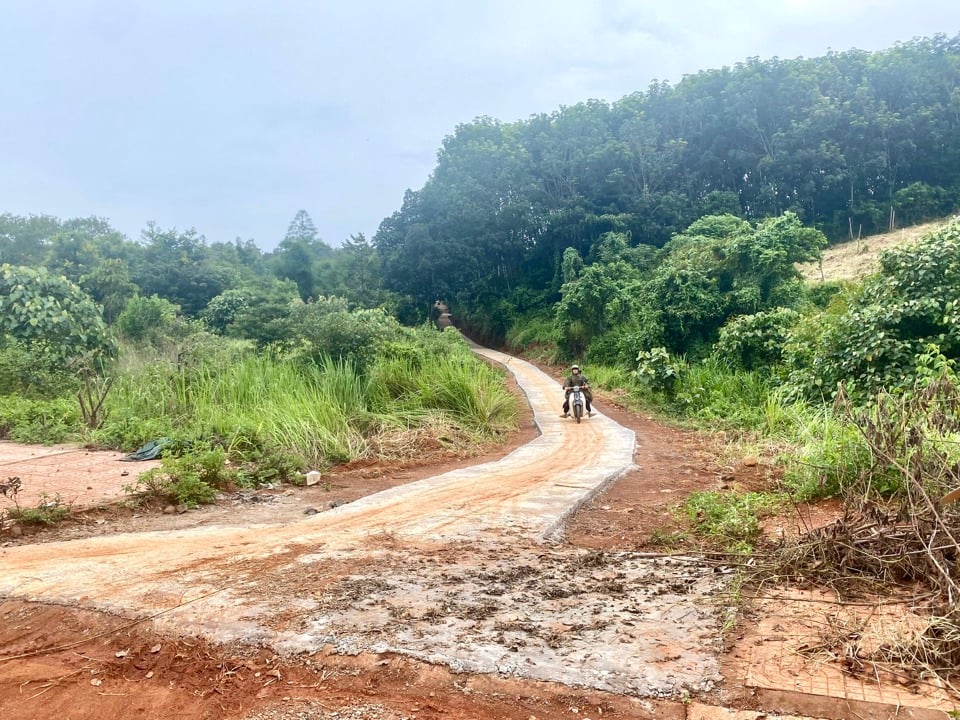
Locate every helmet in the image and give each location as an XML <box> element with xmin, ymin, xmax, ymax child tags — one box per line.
<box><xmin>571</xmin><ymin>364</ymin><xmax>580</xmax><ymax>371</ymax></box>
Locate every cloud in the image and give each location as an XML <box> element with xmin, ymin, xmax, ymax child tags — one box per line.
<box><xmin>1</xmin><ymin>0</ymin><xmax>959</xmax><ymax>248</ymax></box>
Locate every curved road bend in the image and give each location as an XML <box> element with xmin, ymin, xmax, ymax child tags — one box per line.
<box><xmin>0</xmin><ymin>347</ymin><xmax>636</xmax><ymax>620</ymax></box>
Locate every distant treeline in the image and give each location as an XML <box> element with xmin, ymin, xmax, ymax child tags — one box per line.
<box><xmin>373</xmin><ymin>35</ymin><xmax>960</xmax><ymax>337</ymax></box>
<box><xmin>3</xmin><ymin>36</ymin><xmax>960</xmax><ymax>349</ymax></box>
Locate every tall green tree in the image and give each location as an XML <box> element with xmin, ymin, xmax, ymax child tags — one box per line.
<box><xmin>133</xmin><ymin>223</ymin><xmax>229</xmax><ymax>317</ymax></box>
<box><xmin>0</xmin><ymin>264</ymin><xmax>112</xmax><ymax>361</ymax></box>
<box><xmin>270</xmin><ymin>210</ymin><xmax>331</xmax><ymax>301</ymax></box>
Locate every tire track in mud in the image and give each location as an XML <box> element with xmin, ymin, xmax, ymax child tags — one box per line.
<box><xmin>0</xmin><ymin>347</ymin><xmax>727</xmax><ymax>698</ymax></box>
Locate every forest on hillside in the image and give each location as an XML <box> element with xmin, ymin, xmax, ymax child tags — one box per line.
<box><xmin>3</xmin><ymin>35</ymin><xmax>960</xmax><ymax>358</ymax></box>
<box><xmin>374</xmin><ymin>34</ymin><xmax>960</xmax><ymax>341</ymax></box>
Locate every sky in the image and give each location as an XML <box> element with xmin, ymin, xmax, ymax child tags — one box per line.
<box><xmin>2</xmin><ymin>1</ymin><xmax>959</xmax><ymax>251</ymax></box>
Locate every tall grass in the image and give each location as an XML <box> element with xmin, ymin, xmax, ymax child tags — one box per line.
<box><xmin>780</xmin><ymin>406</ymin><xmax>869</xmax><ymax>501</ymax></box>
<box><xmin>674</xmin><ymin>357</ymin><xmax>773</xmax><ymax>429</ymax></box>
<box><xmin>91</xmin><ymin>330</ymin><xmax>518</xmax><ymax>467</ymax></box>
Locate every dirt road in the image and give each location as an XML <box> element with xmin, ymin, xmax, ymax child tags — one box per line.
<box><xmin>2</xmin><ymin>348</ymin><xmax>952</xmax><ymax>719</ymax></box>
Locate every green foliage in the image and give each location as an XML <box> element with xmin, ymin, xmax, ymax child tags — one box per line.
<box><xmin>291</xmin><ymin>296</ymin><xmax>402</xmax><ymax>372</ymax></box>
<box><xmin>0</xmin><ymin>395</ymin><xmax>80</xmax><ymax>443</ymax></box>
<box><xmin>635</xmin><ymin>347</ymin><xmax>685</xmax><ymax>397</ymax></box>
<box><xmin>634</xmin><ymin>213</ymin><xmax>826</xmax><ymax>356</ymax></box>
<box><xmin>91</xmin><ymin>325</ymin><xmax>514</xmax><ymax>469</ymax></box>
<box><xmin>231</xmin><ymin>445</ymin><xmax>306</xmax><ymax>488</ymax></box>
<box><xmin>132</xmin><ymin>224</ymin><xmax>230</xmax><ymax>317</ymax></box>
<box><xmin>781</xmin><ymin>407</ymin><xmax>870</xmax><ymax>501</ymax></box>
<box><xmin>132</xmin><ymin>464</ymin><xmax>218</xmax><ymax>508</ymax></box>
<box><xmin>892</xmin><ymin>182</ymin><xmax>953</xmax><ymax>226</ymax></box>
<box><xmin>209</xmin><ymin>279</ymin><xmax>301</xmax><ymax>346</ymax></box>
<box><xmin>784</xmin><ymin>218</ymin><xmax>960</xmax><ymax>400</ymax></box>
<box><xmin>683</xmin><ymin>490</ymin><xmax>782</xmax><ymax>552</ymax></box>
<box><xmin>505</xmin><ymin>313</ymin><xmax>555</xmax><ymax>355</ymax></box>
<box><xmin>560</xmin><ymin>247</ymin><xmax>585</xmax><ymax>284</ymax></box>
<box><xmin>0</xmin><ymin>338</ymin><xmax>78</xmax><ymax>398</ymax></box>
<box><xmin>0</xmin><ymin>264</ymin><xmax>113</xmax><ymax>362</ymax></box>
<box><xmin>415</xmin><ymin>355</ymin><xmax>518</xmax><ymax>434</ymax></box>
<box><xmin>804</xmin><ymin>280</ymin><xmax>846</xmax><ymax>309</ymax></box>
<box><xmin>715</xmin><ymin>308</ymin><xmax>801</xmax><ymax>370</ymax></box>
<box><xmin>7</xmin><ymin>493</ymin><xmax>70</xmax><ymax>525</ymax></box>
<box><xmin>115</xmin><ymin>294</ymin><xmax>179</xmax><ymax>344</ymax></box>
<box><xmin>554</xmin><ymin>242</ymin><xmax>645</xmax><ymax>356</ymax></box>
<box><xmin>673</xmin><ymin>357</ymin><xmax>774</xmax><ymax>428</ymax></box>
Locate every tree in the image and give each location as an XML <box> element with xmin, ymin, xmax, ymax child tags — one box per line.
<box><xmin>633</xmin><ymin>213</ymin><xmax>826</xmax><ymax>355</ymax></box>
<box><xmin>0</xmin><ymin>264</ymin><xmax>112</xmax><ymax>361</ymax></box>
<box><xmin>133</xmin><ymin>224</ymin><xmax>229</xmax><ymax>317</ymax></box>
<box><xmin>270</xmin><ymin>211</ymin><xmax>332</xmax><ymax>301</ymax></box>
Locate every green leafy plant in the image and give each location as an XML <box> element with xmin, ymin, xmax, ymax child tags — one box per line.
<box><xmin>785</xmin><ymin>218</ymin><xmax>960</xmax><ymax>401</ymax></box>
<box><xmin>0</xmin><ymin>263</ymin><xmax>114</xmax><ymax>362</ymax></box>
<box><xmin>0</xmin><ymin>395</ymin><xmax>80</xmax><ymax>443</ymax></box>
<box><xmin>715</xmin><ymin>308</ymin><xmax>801</xmax><ymax>370</ymax></box>
<box><xmin>636</xmin><ymin>347</ymin><xmax>686</xmax><ymax>397</ymax></box>
<box><xmin>7</xmin><ymin>491</ymin><xmax>71</xmax><ymax>525</ymax></box>
<box><xmin>683</xmin><ymin>490</ymin><xmax>782</xmax><ymax>552</ymax></box>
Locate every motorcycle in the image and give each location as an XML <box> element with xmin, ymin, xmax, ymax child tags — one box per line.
<box><xmin>568</xmin><ymin>385</ymin><xmax>587</xmax><ymax>423</ymax></box>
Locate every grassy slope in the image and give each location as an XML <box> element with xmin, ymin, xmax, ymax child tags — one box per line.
<box><xmin>798</xmin><ymin>216</ymin><xmax>956</xmax><ymax>282</ymax></box>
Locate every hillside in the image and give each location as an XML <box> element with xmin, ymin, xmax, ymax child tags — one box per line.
<box><xmin>798</xmin><ymin>216</ymin><xmax>956</xmax><ymax>282</ymax></box>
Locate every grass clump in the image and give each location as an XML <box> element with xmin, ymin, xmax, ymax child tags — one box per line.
<box><xmin>683</xmin><ymin>490</ymin><xmax>783</xmax><ymax>553</ymax></box>
<box><xmin>6</xmin><ymin>492</ymin><xmax>71</xmax><ymax>525</ymax></box>
<box><xmin>95</xmin><ymin>325</ymin><xmax>517</xmax><ymax>470</ymax></box>
<box><xmin>780</xmin><ymin>406</ymin><xmax>869</xmax><ymax>501</ymax></box>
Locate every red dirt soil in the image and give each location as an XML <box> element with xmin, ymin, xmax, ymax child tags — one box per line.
<box><xmin>1</xmin><ymin>371</ymin><xmax>948</xmax><ymax>720</ymax></box>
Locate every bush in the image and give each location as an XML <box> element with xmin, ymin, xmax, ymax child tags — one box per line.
<box><xmin>715</xmin><ymin>308</ymin><xmax>801</xmax><ymax>370</ymax></box>
<box><xmin>291</xmin><ymin>297</ymin><xmax>401</xmax><ymax>372</ymax></box>
<box><xmin>0</xmin><ymin>339</ymin><xmax>78</xmax><ymax>398</ymax></box>
<box><xmin>116</xmin><ymin>295</ymin><xmax>179</xmax><ymax>344</ymax></box>
<box><xmin>0</xmin><ymin>395</ymin><xmax>80</xmax><ymax>443</ymax></box>
<box><xmin>784</xmin><ymin>218</ymin><xmax>960</xmax><ymax>401</ymax></box>
<box><xmin>636</xmin><ymin>347</ymin><xmax>686</xmax><ymax>397</ymax></box>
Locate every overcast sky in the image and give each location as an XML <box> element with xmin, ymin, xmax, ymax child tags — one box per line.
<box><xmin>1</xmin><ymin>1</ymin><xmax>958</xmax><ymax>250</ymax></box>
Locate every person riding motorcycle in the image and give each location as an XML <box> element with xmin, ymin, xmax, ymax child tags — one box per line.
<box><xmin>561</xmin><ymin>364</ymin><xmax>594</xmax><ymax>417</ymax></box>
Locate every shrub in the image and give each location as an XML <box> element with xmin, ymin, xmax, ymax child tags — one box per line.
<box><xmin>0</xmin><ymin>339</ymin><xmax>77</xmax><ymax>398</ymax></box>
<box><xmin>116</xmin><ymin>294</ymin><xmax>179</xmax><ymax>344</ymax></box>
<box><xmin>635</xmin><ymin>347</ymin><xmax>686</xmax><ymax>397</ymax></box>
<box><xmin>715</xmin><ymin>308</ymin><xmax>801</xmax><ymax>370</ymax></box>
<box><xmin>785</xmin><ymin>218</ymin><xmax>960</xmax><ymax>401</ymax></box>
<box><xmin>0</xmin><ymin>395</ymin><xmax>80</xmax><ymax>443</ymax></box>
<box><xmin>7</xmin><ymin>493</ymin><xmax>70</xmax><ymax>525</ymax></box>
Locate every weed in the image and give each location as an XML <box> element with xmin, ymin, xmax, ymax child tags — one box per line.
<box><xmin>647</xmin><ymin>528</ymin><xmax>688</xmax><ymax>549</ymax></box>
<box><xmin>7</xmin><ymin>492</ymin><xmax>70</xmax><ymax>525</ymax></box>
<box><xmin>683</xmin><ymin>490</ymin><xmax>782</xmax><ymax>552</ymax></box>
